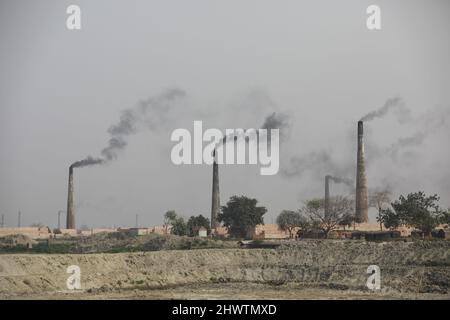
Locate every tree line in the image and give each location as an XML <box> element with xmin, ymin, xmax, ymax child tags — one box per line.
<box><xmin>162</xmin><ymin>191</ymin><xmax>449</xmax><ymax>239</ymax></box>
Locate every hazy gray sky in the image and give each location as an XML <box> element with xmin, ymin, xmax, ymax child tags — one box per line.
<box><xmin>1</xmin><ymin>0</ymin><xmax>449</xmax><ymax>228</ymax></box>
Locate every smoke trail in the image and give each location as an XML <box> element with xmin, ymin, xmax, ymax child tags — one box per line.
<box><xmin>387</xmin><ymin>131</ymin><xmax>426</xmax><ymax>159</ymax></box>
<box><xmin>71</xmin><ymin>88</ymin><xmax>186</xmax><ymax>168</ymax></box>
<box><xmin>261</xmin><ymin>112</ymin><xmax>289</xmax><ymax>134</ymax></box>
<box><xmin>281</xmin><ymin>151</ymin><xmax>338</xmax><ymax>178</ymax></box>
<box><xmin>261</xmin><ymin>112</ymin><xmax>290</xmax><ymax>143</ymax></box>
<box><xmin>70</xmin><ymin>156</ymin><xmax>104</xmax><ymax>169</ymax></box>
<box><xmin>219</xmin><ymin>111</ymin><xmax>290</xmax><ymax>147</ymax></box>
<box><xmin>360</xmin><ymin>97</ymin><xmax>406</xmax><ymax>122</ymax></box>
<box><xmin>281</xmin><ymin>99</ymin><xmax>409</xmax><ymax>181</ymax></box>
<box><xmin>329</xmin><ymin>175</ymin><xmax>353</xmax><ymax>187</ymax></box>
<box><xmin>384</xmin><ymin>107</ymin><xmax>450</xmax><ymax>160</ymax></box>
<box><xmin>101</xmin><ymin>88</ymin><xmax>186</xmax><ymax>160</ymax></box>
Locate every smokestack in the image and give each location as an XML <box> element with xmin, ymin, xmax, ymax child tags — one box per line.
<box><xmin>66</xmin><ymin>165</ymin><xmax>75</xmax><ymax>229</ymax></box>
<box><xmin>211</xmin><ymin>149</ymin><xmax>220</xmax><ymax>229</ymax></box>
<box><xmin>325</xmin><ymin>175</ymin><xmax>331</xmax><ymax>218</ymax></box>
<box><xmin>355</xmin><ymin>121</ymin><xmax>369</xmax><ymax>223</ymax></box>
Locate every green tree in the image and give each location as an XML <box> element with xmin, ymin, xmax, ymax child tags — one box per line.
<box><xmin>391</xmin><ymin>191</ymin><xmax>443</xmax><ymax>236</ymax></box>
<box><xmin>218</xmin><ymin>195</ymin><xmax>266</xmax><ymax>238</ymax></box>
<box><xmin>187</xmin><ymin>215</ymin><xmax>211</xmax><ymax>236</ymax></box>
<box><xmin>163</xmin><ymin>210</ymin><xmax>188</xmax><ymax>236</ymax></box>
<box><xmin>276</xmin><ymin>210</ymin><xmax>303</xmax><ymax>238</ymax></box>
<box><xmin>163</xmin><ymin>210</ymin><xmax>177</xmax><ymax>234</ymax></box>
<box><xmin>164</xmin><ymin>210</ymin><xmax>177</xmax><ymax>223</ymax></box>
<box><xmin>171</xmin><ymin>217</ymin><xmax>188</xmax><ymax>236</ymax></box>
<box><xmin>439</xmin><ymin>209</ymin><xmax>450</xmax><ymax>226</ymax></box>
<box><xmin>378</xmin><ymin>207</ymin><xmax>401</xmax><ymax>230</ymax></box>
<box><xmin>295</xmin><ymin>214</ymin><xmax>313</xmax><ymax>238</ymax></box>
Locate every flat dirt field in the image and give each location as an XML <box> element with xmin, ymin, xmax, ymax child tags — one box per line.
<box><xmin>1</xmin><ymin>240</ymin><xmax>449</xmax><ymax>299</ymax></box>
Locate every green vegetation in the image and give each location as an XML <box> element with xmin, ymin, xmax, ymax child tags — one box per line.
<box><xmin>0</xmin><ymin>241</ymin><xmax>77</xmax><ymax>254</ymax></box>
<box><xmin>276</xmin><ymin>210</ymin><xmax>304</xmax><ymax>238</ymax></box>
<box><xmin>379</xmin><ymin>191</ymin><xmax>446</xmax><ymax>236</ymax></box>
<box><xmin>163</xmin><ymin>210</ymin><xmax>188</xmax><ymax>236</ymax></box>
<box><xmin>219</xmin><ymin>195</ymin><xmax>267</xmax><ymax>238</ymax></box>
<box><xmin>0</xmin><ymin>232</ymin><xmax>237</xmax><ymax>254</ymax></box>
<box><xmin>300</xmin><ymin>196</ymin><xmax>354</xmax><ymax>238</ymax></box>
<box><xmin>186</xmin><ymin>214</ymin><xmax>210</xmax><ymax>236</ymax></box>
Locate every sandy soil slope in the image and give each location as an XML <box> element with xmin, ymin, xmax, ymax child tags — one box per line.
<box><xmin>1</xmin><ymin>240</ymin><xmax>449</xmax><ymax>299</ymax></box>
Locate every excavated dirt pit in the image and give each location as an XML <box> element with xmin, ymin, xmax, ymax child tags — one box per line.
<box><xmin>0</xmin><ymin>240</ymin><xmax>449</xmax><ymax>299</ymax></box>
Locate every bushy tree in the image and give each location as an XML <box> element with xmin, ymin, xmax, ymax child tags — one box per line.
<box><xmin>187</xmin><ymin>214</ymin><xmax>211</xmax><ymax>236</ymax></box>
<box><xmin>218</xmin><ymin>195</ymin><xmax>266</xmax><ymax>238</ymax></box>
<box><xmin>301</xmin><ymin>196</ymin><xmax>354</xmax><ymax>238</ymax></box>
<box><xmin>276</xmin><ymin>210</ymin><xmax>303</xmax><ymax>238</ymax></box>
<box><xmin>164</xmin><ymin>210</ymin><xmax>177</xmax><ymax>224</ymax></box>
<box><xmin>171</xmin><ymin>217</ymin><xmax>188</xmax><ymax>236</ymax></box>
<box><xmin>163</xmin><ymin>210</ymin><xmax>188</xmax><ymax>236</ymax></box>
<box><xmin>439</xmin><ymin>209</ymin><xmax>450</xmax><ymax>226</ymax></box>
<box><xmin>393</xmin><ymin>192</ymin><xmax>442</xmax><ymax>234</ymax></box>
<box><xmin>387</xmin><ymin>192</ymin><xmax>444</xmax><ymax>236</ymax></box>
<box><xmin>378</xmin><ymin>207</ymin><xmax>401</xmax><ymax>230</ymax></box>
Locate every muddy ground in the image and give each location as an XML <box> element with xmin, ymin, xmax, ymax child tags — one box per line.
<box><xmin>1</xmin><ymin>240</ymin><xmax>449</xmax><ymax>299</ymax></box>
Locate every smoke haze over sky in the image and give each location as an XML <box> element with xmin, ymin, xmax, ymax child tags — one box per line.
<box><xmin>1</xmin><ymin>0</ymin><xmax>449</xmax><ymax>228</ymax></box>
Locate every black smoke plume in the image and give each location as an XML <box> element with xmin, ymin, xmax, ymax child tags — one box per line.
<box><xmin>220</xmin><ymin>111</ymin><xmax>290</xmax><ymax>147</ymax></box>
<box><xmin>70</xmin><ymin>88</ymin><xmax>186</xmax><ymax>168</ymax></box>
<box><xmin>70</xmin><ymin>156</ymin><xmax>103</xmax><ymax>169</ymax></box>
<box><xmin>329</xmin><ymin>175</ymin><xmax>353</xmax><ymax>187</ymax></box>
<box><xmin>360</xmin><ymin>97</ymin><xmax>407</xmax><ymax>122</ymax></box>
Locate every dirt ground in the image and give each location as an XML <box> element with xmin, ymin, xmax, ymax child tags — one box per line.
<box><xmin>1</xmin><ymin>240</ymin><xmax>449</xmax><ymax>300</ymax></box>
<box><xmin>6</xmin><ymin>283</ymin><xmax>449</xmax><ymax>300</ymax></box>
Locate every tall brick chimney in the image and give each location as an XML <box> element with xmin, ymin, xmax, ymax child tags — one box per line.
<box><xmin>66</xmin><ymin>165</ymin><xmax>75</xmax><ymax>229</ymax></box>
<box><xmin>211</xmin><ymin>149</ymin><xmax>220</xmax><ymax>229</ymax></box>
<box><xmin>325</xmin><ymin>175</ymin><xmax>331</xmax><ymax>218</ymax></box>
<box><xmin>355</xmin><ymin>121</ymin><xmax>369</xmax><ymax>223</ymax></box>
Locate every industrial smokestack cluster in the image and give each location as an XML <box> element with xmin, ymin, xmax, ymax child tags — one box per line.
<box><xmin>211</xmin><ymin>150</ymin><xmax>220</xmax><ymax>229</ymax></box>
<box><xmin>66</xmin><ymin>165</ymin><xmax>75</xmax><ymax>229</ymax></box>
<box><xmin>355</xmin><ymin>121</ymin><xmax>369</xmax><ymax>223</ymax></box>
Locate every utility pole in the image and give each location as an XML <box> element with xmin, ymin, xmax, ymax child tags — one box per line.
<box><xmin>18</xmin><ymin>211</ymin><xmax>21</xmax><ymax>228</ymax></box>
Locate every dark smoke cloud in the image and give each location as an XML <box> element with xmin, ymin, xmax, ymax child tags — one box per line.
<box><xmin>360</xmin><ymin>97</ymin><xmax>407</xmax><ymax>122</ymax></box>
<box><xmin>70</xmin><ymin>156</ymin><xmax>104</xmax><ymax>169</ymax></box>
<box><xmin>329</xmin><ymin>175</ymin><xmax>353</xmax><ymax>187</ymax></box>
<box><xmin>380</xmin><ymin>106</ymin><xmax>450</xmax><ymax>160</ymax></box>
<box><xmin>281</xmin><ymin>151</ymin><xmax>338</xmax><ymax>178</ymax></box>
<box><xmin>101</xmin><ymin>137</ymin><xmax>128</xmax><ymax>161</ymax></box>
<box><xmin>282</xmin><ymin>97</ymin><xmax>410</xmax><ymax>186</ymax></box>
<box><xmin>219</xmin><ymin>111</ymin><xmax>290</xmax><ymax>147</ymax></box>
<box><xmin>72</xmin><ymin>88</ymin><xmax>186</xmax><ymax>168</ymax></box>
<box><xmin>262</xmin><ymin>112</ymin><xmax>289</xmax><ymax>136</ymax></box>
<box><xmin>387</xmin><ymin>131</ymin><xmax>426</xmax><ymax>159</ymax></box>
<box><xmin>101</xmin><ymin>88</ymin><xmax>186</xmax><ymax>161</ymax></box>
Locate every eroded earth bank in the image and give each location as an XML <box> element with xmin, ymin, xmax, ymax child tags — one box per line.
<box><xmin>1</xmin><ymin>240</ymin><xmax>449</xmax><ymax>299</ymax></box>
